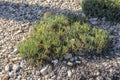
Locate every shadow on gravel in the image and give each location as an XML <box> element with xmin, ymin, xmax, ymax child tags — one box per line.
<box><xmin>0</xmin><ymin>1</ymin><xmax>82</xmax><ymax>23</ymax></box>
<box><xmin>0</xmin><ymin>1</ymin><xmax>119</xmax><ymax>60</ymax></box>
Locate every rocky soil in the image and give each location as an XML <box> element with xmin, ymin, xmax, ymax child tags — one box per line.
<box><xmin>0</xmin><ymin>0</ymin><xmax>120</xmax><ymax>80</ymax></box>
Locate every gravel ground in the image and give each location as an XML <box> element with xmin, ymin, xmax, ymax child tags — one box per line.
<box><xmin>0</xmin><ymin>0</ymin><xmax>120</xmax><ymax>80</ymax></box>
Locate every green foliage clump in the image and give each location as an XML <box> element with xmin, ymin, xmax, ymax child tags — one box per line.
<box><xmin>18</xmin><ymin>12</ymin><xmax>110</xmax><ymax>63</ymax></box>
<box><xmin>82</xmin><ymin>0</ymin><xmax>120</xmax><ymax>21</ymax></box>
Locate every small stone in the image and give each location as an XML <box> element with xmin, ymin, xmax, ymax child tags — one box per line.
<box><xmin>17</xmin><ymin>75</ymin><xmax>22</xmax><ymax>80</ymax></box>
<box><xmin>57</xmin><ymin>76</ymin><xmax>62</xmax><ymax>80</ymax></box>
<box><xmin>0</xmin><ymin>68</ymin><xmax>3</xmax><ymax>75</ymax></box>
<box><xmin>51</xmin><ymin>75</ymin><xmax>57</xmax><ymax>79</ymax></box>
<box><xmin>94</xmin><ymin>71</ymin><xmax>100</xmax><ymax>76</ymax></box>
<box><xmin>44</xmin><ymin>74</ymin><xmax>50</xmax><ymax>79</ymax></box>
<box><xmin>70</xmin><ymin>58</ymin><xmax>74</xmax><ymax>62</ymax></box>
<box><xmin>102</xmin><ymin>62</ymin><xmax>108</xmax><ymax>67</ymax></box>
<box><xmin>5</xmin><ymin>65</ymin><xmax>9</xmax><ymax>71</ymax></box>
<box><xmin>52</xmin><ymin>59</ymin><xmax>58</xmax><ymax>66</ymax></box>
<box><xmin>37</xmin><ymin>10</ymin><xmax>42</xmax><ymax>15</ymax></box>
<box><xmin>67</xmin><ymin>70</ymin><xmax>72</xmax><ymax>77</ymax></box>
<box><xmin>79</xmin><ymin>57</ymin><xmax>83</xmax><ymax>61</ymax></box>
<box><xmin>67</xmin><ymin>62</ymin><xmax>73</xmax><ymax>66</ymax></box>
<box><xmin>13</xmin><ymin>64</ymin><xmax>21</xmax><ymax>72</ymax></box>
<box><xmin>74</xmin><ymin>57</ymin><xmax>78</xmax><ymax>60</ymax></box>
<box><xmin>11</xmin><ymin>57</ymin><xmax>19</xmax><ymax>62</ymax></box>
<box><xmin>35</xmin><ymin>71</ymin><xmax>40</xmax><ymax>76</ymax></box>
<box><xmin>71</xmin><ymin>69</ymin><xmax>75</xmax><ymax>73</ymax></box>
<box><xmin>14</xmin><ymin>30</ymin><xmax>22</xmax><ymax>35</ymax></box>
<box><xmin>64</xmin><ymin>53</ymin><xmax>72</xmax><ymax>59</ymax></box>
<box><xmin>75</xmin><ymin>61</ymin><xmax>81</xmax><ymax>64</ymax></box>
<box><xmin>89</xmin><ymin>18</ymin><xmax>98</xmax><ymax>25</ymax></box>
<box><xmin>20</xmin><ymin>61</ymin><xmax>24</xmax><ymax>68</ymax></box>
<box><xmin>91</xmin><ymin>21</ymin><xmax>98</xmax><ymax>25</ymax></box>
<box><xmin>102</xmin><ymin>17</ymin><xmax>106</xmax><ymax>21</ymax></box>
<box><xmin>40</xmin><ymin>65</ymin><xmax>50</xmax><ymax>75</ymax></box>
<box><xmin>63</xmin><ymin>60</ymin><xmax>67</xmax><ymax>64</ymax></box>
<box><xmin>9</xmin><ymin>71</ymin><xmax>14</xmax><ymax>78</ymax></box>
<box><xmin>5</xmin><ymin>65</ymin><xmax>12</xmax><ymax>72</ymax></box>
<box><xmin>96</xmin><ymin>76</ymin><xmax>103</xmax><ymax>80</ymax></box>
<box><xmin>112</xmin><ymin>62</ymin><xmax>118</xmax><ymax>67</ymax></box>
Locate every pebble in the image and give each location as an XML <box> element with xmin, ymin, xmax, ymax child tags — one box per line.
<box><xmin>44</xmin><ymin>74</ymin><xmax>50</xmax><ymax>79</ymax></box>
<box><xmin>35</xmin><ymin>71</ymin><xmax>40</xmax><ymax>76</ymax></box>
<box><xmin>67</xmin><ymin>70</ymin><xmax>72</xmax><ymax>77</ymax></box>
<box><xmin>70</xmin><ymin>58</ymin><xmax>74</xmax><ymax>62</ymax></box>
<box><xmin>0</xmin><ymin>69</ymin><xmax>3</xmax><ymax>75</ymax></box>
<box><xmin>89</xmin><ymin>18</ymin><xmax>98</xmax><ymax>25</ymax></box>
<box><xmin>9</xmin><ymin>71</ymin><xmax>14</xmax><ymax>78</ymax></box>
<box><xmin>5</xmin><ymin>65</ymin><xmax>12</xmax><ymax>72</ymax></box>
<box><xmin>40</xmin><ymin>66</ymin><xmax>48</xmax><ymax>75</ymax></box>
<box><xmin>52</xmin><ymin>59</ymin><xmax>59</xmax><ymax>66</ymax></box>
<box><xmin>13</xmin><ymin>64</ymin><xmax>21</xmax><ymax>72</ymax></box>
<box><xmin>17</xmin><ymin>75</ymin><xmax>22</xmax><ymax>80</ymax></box>
<box><xmin>40</xmin><ymin>65</ymin><xmax>52</xmax><ymax>75</ymax></box>
<box><xmin>91</xmin><ymin>21</ymin><xmax>98</xmax><ymax>25</ymax></box>
<box><xmin>75</xmin><ymin>61</ymin><xmax>81</xmax><ymax>64</ymax></box>
<box><xmin>67</xmin><ymin>62</ymin><xmax>73</xmax><ymax>66</ymax></box>
<box><xmin>102</xmin><ymin>62</ymin><xmax>108</xmax><ymax>67</ymax></box>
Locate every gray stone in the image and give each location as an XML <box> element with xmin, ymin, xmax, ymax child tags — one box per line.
<box><xmin>63</xmin><ymin>60</ymin><xmax>67</xmax><ymax>64</ymax></box>
<box><xmin>61</xmin><ymin>67</ymin><xmax>67</xmax><ymax>73</ymax></box>
<box><xmin>91</xmin><ymin>21</ymin><xmax>98</xmax><ymax>25</ymax></box>
<box><xmin>52</xmin><ymin>59</ymin><xmax>58</xmax><ymax>66</ymax></box>
<box><xmin>70</xmin><ymin>58</ymin><xmax>75</xmax><ymax>62</ymax></box>
<box><xmin>74</xmin><ymin>57</ymin><xmax>78</xmax><ymax>60</ymax></box>
<box><xmin>75</xmin><ymin>61</ymin><xmax>81</xmax><ymax>64</ymax></box>
<box><xmin>89</xmin><ymin>18</ymin><xmax>98</xmax><ymax>25</ymax></box>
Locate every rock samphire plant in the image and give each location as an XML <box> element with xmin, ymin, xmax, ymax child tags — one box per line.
<box><xmin>82</xmin><ymin>0</ymin><xmax>120</xmax><ymax>21</ymax></box>
<box><xmin>18</xmin><ymin>12</ymin><xmax>110</xmax><ymax>63</ymax></box>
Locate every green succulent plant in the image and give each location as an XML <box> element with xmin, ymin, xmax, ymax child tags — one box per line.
<box><xmin>18</xmin><ymin>12</ymin><xmax>110</xmax><ymax>64</ymax></box>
